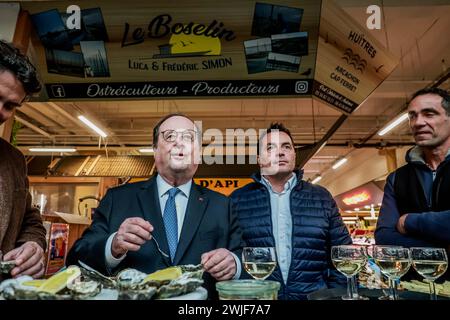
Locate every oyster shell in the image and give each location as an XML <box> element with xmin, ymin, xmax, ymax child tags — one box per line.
<box><xmin>180</xmin><ymin>264</ymin><xmax>203</xmax><ymax>273</ymax></box>
<box><xmin>0</xmin><ymin>276</ymin><xmax>40</xmax><ymax>300</ymax></box>
<box><xmin>117</xmin><ymin>286</ymin><xmax>157</xmax><ymax>300</ymax></box>
<box><xmin>79</xmin><ymin>265</ymin><xmax>116</xmax><ymax>288</ymax></box>
<box><xmin>116</xmin><ymin>269</ymin><xmax>147</xmax><ymax>289</ymax></box>
<box><xmin>68</xmin><ymin>279</ymin><xmax>102</xmax><ymax>299</ymax></box>
<box><xmin>116</xmin><ymin>268</ymin><xmax>157</xmax><ymax>300</ymax></box>
<box><xmin>180</xmin><ymin>264</ymin><xmax>204</xmax><ymax>280</ymax></box>
<box><xmin>0</xmin><ymin>260</ymin><xmax>16</xmax><ymax>274</ymax></box>
<box><xmin>155</xmin><ymin>275</ymin><xmax>204</xmax><ymax>299</ymax></box>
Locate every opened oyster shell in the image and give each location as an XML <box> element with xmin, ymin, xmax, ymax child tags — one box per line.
<box><xmin>68</xmin><ymin>279</ymin><xmax>102</xmax><ymax>299</ymax></box>
<box><xmin>155</xmin><ymin>275</ymin><xmax>203</xmax><ymax>299</ymax></box>
<box><xmin>0</xmin><ymin>260</ymin><xmax>16</xmax><ymax>274</ymax></box>
<box><xmin>0</xmin><ymin>276</ymin><xmax>40</xmax><ymax>300</ymax></box>
<box><xmin>116</xmin><ymin>269</ymin><xmax>147</xmax><ymax>289</ymax></box>
<box><xmin>79</xmin><ymin>265</ymin><xmax>116</xmax><ymax>288</ymax></box>
<box><xmin>116</xmin><ymin>268</ymin><xmax>157</xmax><ymax>300</ymax></box>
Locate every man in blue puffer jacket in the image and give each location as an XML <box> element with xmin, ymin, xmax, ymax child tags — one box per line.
<box><xmin>230</xmin><ymin>123</ymin><xmax>352</xmax><ymax>300</ymax></box>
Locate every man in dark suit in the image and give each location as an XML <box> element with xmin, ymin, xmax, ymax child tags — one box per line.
<box><xmin>1</xmin><ymin>40</ymin><xmax>46</xmax><ymax>280</ymax></box>
<box><xmin>67</xmin><ymin>114</ymin><xmax>244</xmax><ymax>297</ymax></box>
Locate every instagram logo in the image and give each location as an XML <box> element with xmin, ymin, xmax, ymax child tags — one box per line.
<box><xmin>295</xmin><ymin>81</ymin><xmax>308</xmax><ymax>94</ymax></box>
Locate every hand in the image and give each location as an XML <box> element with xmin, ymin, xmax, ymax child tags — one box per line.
<box><xmin>396</xmin><ymin>214</ymin><xmax>408</xmax><ymax>234</ymax></box>
<box><xmin>201</xmin><ymin>248</ymin><xmax>236</xmax><ymax>281</ymax></box>
<box><xmin>111</xmin><ymin>217</ymin><xmax>153</xmax><ymax>258</ymax></box>
<box><xmin>3</xmin><ymin>241</ymin><xmax>45</xmax><ymax>279</ymax></box>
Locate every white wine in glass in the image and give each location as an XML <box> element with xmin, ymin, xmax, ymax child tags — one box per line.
<box><xmin>332</xmin><ymin>258</ymin><xmax>366</xmax><ymax>277</ymax></box>
<box><xmin>242</xmin><ymin>247</ymin><xmax>277</xmax><ymax>280</ymax></box>
<box><xmin>375</xmin><ymin>258</ymin><xmax>411</xmax><ymax>279</ymax></box>
<box><xmin>331</xmin><ymin>245</ymin><xmax>367</xmax><ymax>300</ymax></box>
<box><xmin>413</xmin><ymin>261</ymin><xmax>448</xmax><ymax>279</ymax></box>
<box><xmin>373</xmin><ymin>246</ymin><xmax>411</xmax><ymax>300</ymax></box>
<box><xmin>411</xmin><ymin>247</ymin><xmax>448</xmax><ymax>300</ymax></box>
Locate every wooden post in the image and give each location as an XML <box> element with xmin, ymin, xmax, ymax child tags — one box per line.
<box><xmin>379</xmin><ymin>148</ymin><xmax>398</xmax><ymax>173</ymax></box>
<box><xmin>12</xmin><ymin>10</ymin><xmax>32</xmax><ymax>53</ymax></box>
<box><xmin>97</xmin><ymin>177</ymin><xmax>120</xmax><ymax>199</ymax></box>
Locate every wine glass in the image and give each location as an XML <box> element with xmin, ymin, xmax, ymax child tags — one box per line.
<box><xmin>373</xmin><ymin>246</ymin><xmax>411</xmax><ymax>300</ymax></box>
<box><xmin>331</xmin><ymin>245</ymin><xmax>367</xmax><ymax>300</ymax></box>
<box><xmin>242</xmin><ymin>247</ymin><xmax>277</xmax><ymax>280</ymax></box>
<box><xmin>411</xmin><ymin>247</ymin><xmax>448</xmax><ymax>300</ymax></box>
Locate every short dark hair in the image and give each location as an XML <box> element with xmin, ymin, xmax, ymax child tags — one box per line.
<box><xmin>410</xmin><ymin>87</ymin><xmax>450</xmax><ymax>115</ymax></box>
<box><xmin>258</xmin><ymin>122</ymin><xmax>294</xmax><ymax>155</ymax></box>
<box><xmin>152</xmin><ymin>113</ymin><xmax>198</xmax><ymax>148</ymax></box>
<box><xmin>0</xmin><ymin>40</ymin><xmax>41</xmax><ymax>97</ymax></box>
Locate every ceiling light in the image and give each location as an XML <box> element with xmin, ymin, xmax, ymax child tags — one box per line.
<box><xmin>29</xmin><ymin>147</ymin><xmax>76</xmax><ymax>152</ymax></box>
<box><xmin>332</xmin><ymin>157</ymin><xmax>348</xmax><ymax>170</ymax></box>
<box><xmin>311</xmin><ymin>175</ymin><xmax>322</xmax><ymax>184</ymax></box>
<box><xmin>78</xmin><ymin>115</ymin><xmax>107</xmax><ymax>138</ymax></box>
<box><xmin>139</xmin><ymin>148</ymin><xmax>154</xmax><ymax>153</ymax></box>
<box><xmin>378</xmin><ymin>113</ymin><xmax>409</xmax><ymax>136</ymax></box>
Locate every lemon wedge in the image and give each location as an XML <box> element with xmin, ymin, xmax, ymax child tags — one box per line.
<box><xmin>38</xmin><ymin>266</ymin><xmax>81</xmax><ymax>294</ymax></box>
<box><xmin>22</xmin><ymin>279</ymin><xmax>46</xmax><ymax>287</ymax></box>
<box><xmin>143</xmin><ymin>266</ymin><xmax>182</xmax><ymax>283</ymax></box>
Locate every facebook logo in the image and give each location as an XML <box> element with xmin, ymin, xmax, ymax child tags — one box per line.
<box><xmin>50</xmin><ymin>85</ymin><xmax>65</xmax><ymax>98</ymax></box>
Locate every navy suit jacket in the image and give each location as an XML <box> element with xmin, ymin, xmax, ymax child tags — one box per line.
<box><xmin>67</xmin><ymin>175</ymin><xmax>244</xmax><ymax>298</ymax></box>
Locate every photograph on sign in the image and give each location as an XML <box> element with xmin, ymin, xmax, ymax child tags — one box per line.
<box><xmin>80</xmin><ymin>7</ymin><xmax>109</xmax><ymax>42</ymax></box>
<box><xmin>243</xmin><ymin>38</ymin><xmax>271</xmax><ymax>74</ymax></box>
<box><xmin>251</xmin><ymin>3</ymin><xmax>303</xmax><ymax>37</ymax></box>
<box><xmin>31</xmin><ymin>9</ymin><xmax>73</xmax><ymax>51</ymax></box>
<box><xmin>31</xmin><ymin>6</ymin><xmax>110</xmax><ymax>78</ymax></box>
<box><xmin>80</xmin><ymin>40</ymin><xmax>110</xmax><ymax>77</ymax></box>
<box><xmin>271</xmin><ymin>31</ymin><xmax>308</xmax><ymax>57</ymax></box>
<box><xmin>266</xmin><ymin>52</ymin><xmax>300</xmax><ymax>73</ymax></box>
<box><xmin>45</xmin><ymin>48</ymin><xmax>85</xmax><ymax>77</ymax></box>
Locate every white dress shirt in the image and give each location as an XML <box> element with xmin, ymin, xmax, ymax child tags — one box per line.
<box><xmin>261</xmin><ymin>173</ymin><xmax>296</xmax><ymax>284</ymax></box>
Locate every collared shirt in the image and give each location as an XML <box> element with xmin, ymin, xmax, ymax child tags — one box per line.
<box><xmin>157</xmin><ymin>174</ymin><xmax>192</xmax><ymax>239</ymax></box>
<box><xmin>261</xmin><ymin>173</ymin><xmax>297</xmax><ymax>284</ymax></box>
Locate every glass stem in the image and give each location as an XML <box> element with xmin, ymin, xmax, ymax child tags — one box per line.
<box><xmin>391</xmin><ymin>278</ymin><xmax>399</xmax><ymax>300</ymax></box>
<box><xmin>389</xmin><ymin>278</ymin><xmax>395</xmax><ymax>299</ymax></box>
<box><xmin>430</xmin><ymin>281</ymin><xmax>437</xmax><ymax>300</ymax></box>
<box><xmin>351</xmin><ymin>276</ymin><xmax>359</xmax><ymax>298</ymax></box>
<box><xmin>347</xmin><ymin>277</ymin><xmax>353</xmax><ymax>299</ymax></box>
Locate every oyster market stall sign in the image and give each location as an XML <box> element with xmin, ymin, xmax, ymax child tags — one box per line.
<box><xmin>20</xmin><ymin>0</ymin><xmax>397</xmax><ymax>114</ymax></box>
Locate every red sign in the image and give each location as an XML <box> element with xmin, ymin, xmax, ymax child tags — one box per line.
<box><xmin>343</xmin><ymin>191</ymin><xmax>370</xmax><ymax>205</ymax></box>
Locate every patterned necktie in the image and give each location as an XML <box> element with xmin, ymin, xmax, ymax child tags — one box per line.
<box><xmin>163</xmin><ymin>188</ymin><xmax>180</xmax><ymax>262</ymax></box>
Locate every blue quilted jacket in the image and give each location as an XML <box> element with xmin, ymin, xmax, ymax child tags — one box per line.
<box><xmin>230</xmin><ymin>170</ymin><xmax>352</xmax><ymax>300</ymax></box>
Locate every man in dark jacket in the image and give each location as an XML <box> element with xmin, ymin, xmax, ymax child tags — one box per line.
<box><xmin>0</xmin><ymin>40</ymin><xmax>46</xmax><ymax>279</ymax></box>
<box><xmin>375</xmin><ymin>88</ymin><xmax>450</xmax><ymax>257</ymax></box>
<box><xmin>230</xmin><ymin>123</ymin><xmax>352</xmax><ymax>300</ymax></box>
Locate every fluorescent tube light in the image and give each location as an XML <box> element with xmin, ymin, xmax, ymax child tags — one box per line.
<box><xmin>378</xmin><ymin>113</ymin><xmax>409</xmax><ymax>136</ymax></box>
<box><xmin>332</xmin><ymin>157</ymin><xmax>348</xmax><ymax>170</ymax></box>
<box><xmin>311</xmin><ymin>176</ymin><xmax>322</xmax><ymax>184</ymax></box>
<box><xmin>29</xmin><ymin>147</ymin><xmax>76</xmax><ymax>152</ymax></box>
<box><xmin>78</xmin><ymin>115</ymin><xmax>108</xmax><ymax>138</ymax></box>
<box><xmin>139</xmin><ymin>148</ymin><xmax>154</xmax><ymax>153</ymax></box>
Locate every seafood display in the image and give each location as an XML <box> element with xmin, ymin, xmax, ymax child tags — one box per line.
<box><xmin>0</xmin><ymin>264</ymin><xmax>204</xmax><ymax>300</ymax></box>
